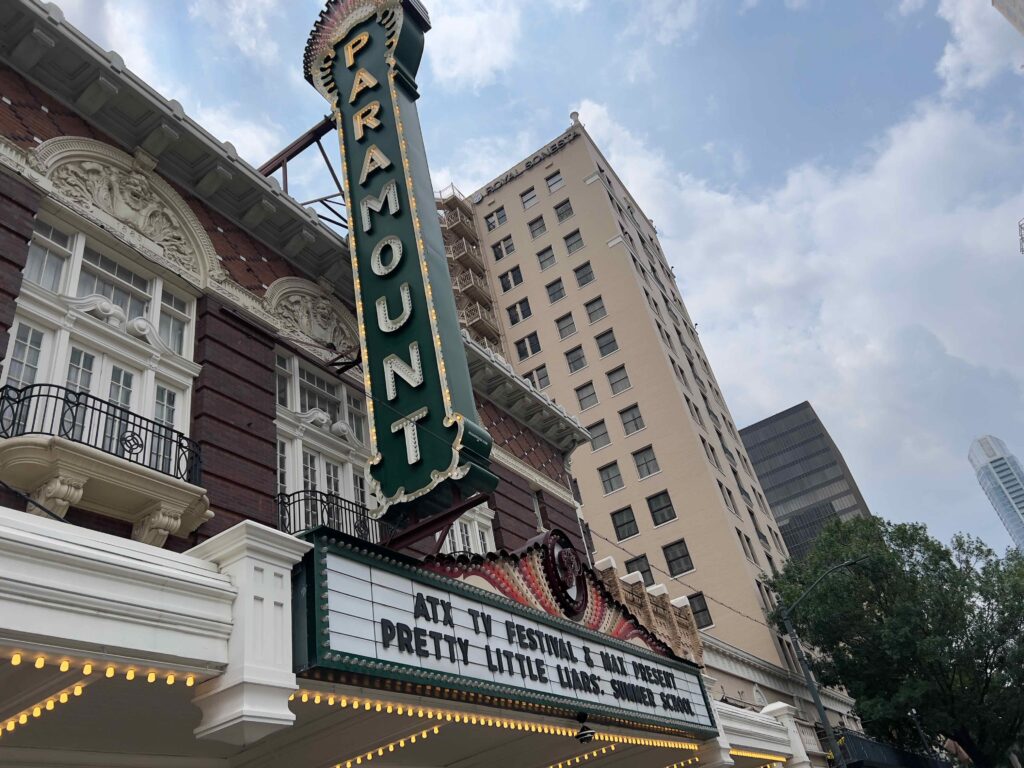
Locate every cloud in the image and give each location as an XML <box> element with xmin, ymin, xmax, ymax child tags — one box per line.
<box><xmin>187</xmin><ymin>0</ymin><xmax>284</xmax><ymax>67</ymax></box>
<box><xmin>422</xmin><ymin>0</ymin><xmax>524</xmax><ymax>91</ymax></box>
<box><xmin>897</xmin><ymin>0</ymin><xmax>927</xmax><ymax>15</ymax></box>
<box><xmin>625</xmin><ymin>0</ymin><xmax>701</xmax><ymax>46</ymax></box>
<box><xmin>572</xmin><ymin>97</ymin><xmax>1024</xmax><ymax>549</ymax></box>
<box><xmin>431</xmin><ymin>129</ymin><xmax>540</xmax><ymax>194</ymax></box>
<box><xmin>549</xmin><ymin>0</ymin><xmax>590</xmax><ymax>11</ymax></box>
<box><xmin>58</xmin><ymin>1</ymin><xmax>187</xmax><ymax>101</ymax></box>
<box><xmin>190</xmin><ymin>104</ymin><xmax>287</xmax><ymax>167</ymax></box>
<box><xmin>935</xmin><ymin>0</ymin><xmax>1024</xmax><ymax>96</ymax></box>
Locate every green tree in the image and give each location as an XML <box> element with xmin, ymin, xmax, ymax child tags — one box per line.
<box><xmin>768</xmin><ymin>517</ymin><xmax>1024</xmax><ymax>768</ymax></box>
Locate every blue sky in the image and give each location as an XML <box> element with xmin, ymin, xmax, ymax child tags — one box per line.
<box><xmin>57</xmin><ymin>0</ymin><xmax>1024</xmax><ymax>552</ymax></box>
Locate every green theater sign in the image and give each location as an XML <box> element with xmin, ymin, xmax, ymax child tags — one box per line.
<box><xmin>304</xmin><ymin>0</ymin><xmax>496</xmax><ymax>527</ymax></box>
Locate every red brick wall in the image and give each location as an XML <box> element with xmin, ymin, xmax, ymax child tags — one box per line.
<box><xmin>477</xmin><ymin>400</ymin><xmax>571</xmax><ymax>488</ymax></box>
<box><xmin>180</xmin><ymin>295</ymin><xmax>279</xmax><ymax>549</ymax></box>
<box><xmin>489</xmin><ymin>461</ymin><xmax>584</xmax><ymax>554</ymax></box>
<box><xmin>0</xmin><ymin>170</ymin><xmax>39</xmax><ymax>512</ymax></box>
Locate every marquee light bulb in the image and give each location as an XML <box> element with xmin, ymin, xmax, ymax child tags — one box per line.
<box><xmin>59</xmin><ymin>660</ymin><xmax>69</xmax><ymax>672</ymax></box>
<box><xmin>105</xmin><ymin>666</ymin><xmax>114</xmax><ymax>678</ymax></box>
<box><xmin>10</xmin><ymin>654</ymin><xmax>20</xmax><ymax>666</ymax></box>
<box><xmin>73</xmin><ymin>685</ymin><xmax>82</xmax><ymax>696</ymax></box>
<box><xmin>82</xmin><ymin>663</ymin><xmax>92</xmax><ymax>676</ymax></box>
<box><xmin>59</xmin><ymin>693</ymin><xmax>68</xmax><ymax>703</ymax></box>
<box><xmin>126</xmin><ymin>669</ymin><xmax>135</xmax><ymax>681</ymax></box>
<box><xmin>34</xmin><ymin>657</ymin><xmax>45</xmax><ymax>669</ymax></box>
<box><xmin>146</xmin><ymin>672</ymin><xmax>156</xmax><ymax>683</ymax></box>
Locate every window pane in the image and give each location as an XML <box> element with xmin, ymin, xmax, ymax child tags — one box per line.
<box><xmin>546</xmin><ymin>279</ymin><xmax>565</xmax><ymax>303</ymax></box>
<box><xmin>647</xmin><ymin>491</ymin><xmax>676</xmax><ymax>525</ymax></box>
<box><xmin>565</xmin><ymin>346</ymin><xmax>586</xmax><ymax>372</ymax></box>
<box><xmin>7</xmin><ymin>323</ymin><xmax>45</xmax><ymax>388</ymax></box>
<box><xmin>537</xmin><ymin>247</ymin><xmax>556</xmax><ymax>270</ymax></box>
<box><xmin>599</xmin><ymin>462</ymin><xmax>623</xmax><ymax>493</ymax></box>
<box><xmin>521</xmin><ymin>187</ymin><xmax>538</xmax><ymax>209</ymax></box>
<box><xmin>611</xmin><ymin>507</ymin><xmax>638</xmax><ymax>540</ymax></box>
<box><xmin>596</xmin><ymin>329</ymin><xmax>618</xmax><ymax>356</ymax></box>
<box><xmin>546</xmin><ymin>171</ymin><xmax>565</xmax><ymax>192</ymax></box>
<box><xmin>528</xmin><ymin>216</ymin><xmax>546</xmax><ymax>237</ymax></box>
<box><xmin>574</xmin><ymin>261</ymin><xmax>594</xmax><ymax>286</ymax></box>
<box><xmin>575</xmin><ymin>382</ymin><xmax>598</xmax><ymax>410</ymax></box>
<box><xmin>663</xmin><ymin>539</ymin><xmax>693</xmax><ymax>576</ymax></box>
<box><xmin>620</xmin><ymin>404</ymin><xmax>645</xmax><ymax>434</ymax></box>
<box><xmin>564</xmin><ymin>230</ymin><xmax>584</xmax><ymax>254</ymax></box>
<box><xmin>588</xmin><ymin>420</ymin><xmax>610</xmax><ymax>450</ymax></box>
<box><xmin>607</xmin><ymin>365</ymin><xmax>630</xmax><ymax>394</ymax></box>
<box><xmin>556</xmin><ymin>313</ymin><xmax>576</xmax><ymax>339</ymax></box>
<box><xmin>555</xmin><ymin>199</ymin><xmax>574</xmax><ymax>222</ymax></box>
<box><xmin>688</xmin><ymin>592</ymin><xmax>713</xmax><ymax>628</ymax></box>
<box><xmin>585</xmin><ymin>296</ymin><xmax>607</xmax><ymax>323</ymax></box>
<box><xmin>633</xmin><ymin>446</ymin><xmax>660</xmax><ymax>478</ymax></box>
<box><xmin>625</xmin><ymin>554</ymin><xmax>653</xmax><ymax>587</ymax></box>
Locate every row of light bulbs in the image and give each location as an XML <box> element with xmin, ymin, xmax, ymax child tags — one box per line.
<box><xmin>545</xmin><ymin>744</ymin><xmax>617</xmax><ymax>768</ymax></box>
<box><xmin>333</xmin><ymin>724</ymin><xmax>442</xmax><ymax>767</ymax></box>
<box><xmin>291</xmin><ymin>689</ymin><xmax>700</xmax><ymax>750</ymax></box>
<box><xmin>9</xmin><ymin>652</ymin><xmax>196</xmax><ymax>686</ymax></box>
<box><xmin>664</xmin><ymin>757</ymin><xmax>702</xmax><ymax>767</ymax></box>
<box><xmin>728</xmin><ymin>749</ymin><xmax>788</xmax><ymax>762</ymax></box>
<box><xmin>0</xmin><ymin>680</ymin><xmax>91</xmax><ymax>738</ymax></box>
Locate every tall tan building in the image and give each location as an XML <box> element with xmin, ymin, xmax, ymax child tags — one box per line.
<box><xmin>465</xmin><ymin>114</ymin><xmax>857</xmax><ymax>729</ymax></box>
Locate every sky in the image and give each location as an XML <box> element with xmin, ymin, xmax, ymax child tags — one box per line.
<box><xmin>53</xmin><ymin>0</ymin><xmax>1024</xmax><ymax>552</ymax></box>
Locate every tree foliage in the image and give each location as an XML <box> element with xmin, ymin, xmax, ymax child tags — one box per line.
<box><xmin>767</xmin><ymin>517</ymin><xmax>1024</xmax><ymax>768</ymax></box>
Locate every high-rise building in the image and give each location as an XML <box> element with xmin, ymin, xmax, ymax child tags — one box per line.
<box><xmin>969</xmin><ymin>435</ymin><xmax>1024</xmax><ymax>549</ymax></box>
<box><xmin>740</xmin><ymin>402</ymin><xmax>872</xmax><ymax>560</ymax></box>
<box><xmin>465</xmin><ymin>114</ymin><xmax>856</xmax><ymax>728</ymax></box>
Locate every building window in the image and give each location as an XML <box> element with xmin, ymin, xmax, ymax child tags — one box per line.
<box><xmin>438</xmin><ymin>508</ymin><xmax>497</xmax><ymax>556</ymax></box>
<box><xmin>484</xmin><ymin>207</ymin><xmax>507</xmax><ymax>231</ymax></box>
<box><xmin>599</xmin><ymin>462</ymin><xmax>624</xmax><ymax>494</ymax></box>
<box><xmin>611</xmin><ymin>507</ymin><xmax>639</xmax><ymax>540</ymax></box>
<box><xmin>702</xmin><ymin>437</ymin><xmax>721</xmax><ymax>469</ymax></box>
<box><xmin>521</xmin><ymin>187</ymin><xmax>538</xmax><ymax>209</ymax></box>
<box><xmin>78</xmin><ymin>246</ymin><xmax>151</xmax><ymax>320</ymax></box>
<box><xmin>525</xmin><ymin>364</ymin><xmax>550</xmax><ymax>390</ymax></box>
<box><xmin>556</xmin><ymin>313</ymin><xmax>577</xmax><ymax>339</ymax></box>
<box><xmin>159</xmin><ymin>290</ymin><xmax>190</xmax><ymax>355</ymax></box>
<box><xmin>620</xmin><ymin>404</ymin><xmax>645</xmax><ymax>434</ymax></box>
<box><xmin>528</xmin><ymin>216</ymin><xmax>546</xmax><ymax>238</ymax></box>
<box><xmin>585</xmin><ymin>296</ymin><xmax>607</xmax><ymax>323</ymax></box>
<box><xmin>576</xmin><ymin>381</ymin><xmax>598</xmax><ymax>410</ymax></box>
<box><xmin>574</xmin><ymin>261</ymin><xmax>595</xmax><ymax>286</ymax></box>
<box><xmin>515</xmin><ymin>332</ymin><xmax>541</xmax><ymax>361</ymax></box>
<box><xmin>625</xmin><ymin>554</ymin><xmax>654</xmax><ymax>587</ymax></box>
<box><xmin>589</xmin><ymin>420</ymin><xmax>610</xmax><ymax>450</ymax></box>
<box><xmin>555</xmin><ymin>199</ymin><xmax>574</xmax><ymax>222</ymax></box>
<box><xmin>492</xmin><ymin>235</ymin><xmax>515</xmax><ymax>261</ymax></box>
<box><xmin>25</xmin><ymin>220</ymin><xmax>71</xmax><ymax>292</ymax></box>
<box><xmin>546</xmin><ymin>170</ymin><xmax>565</xmax><ymax>193</ymax></box>
<box><xmin>6</xmin><ymin>322</ymin><xmax>45</xmax><ymax>388</ymax></box>
<box><xmin>663</xmin><ymin>539</ymin><xmax>694</xmax><ymax>576</ymax></box>
<box><xmin>565</xmin><ymin>345</ymin><xmax>586</xmax><ymax>372</ymax></box>
<box><xmin>546</xmin><ymin>278</ymin><xmax>566</xmax><ymax>303</ymax></box>
<box><xmin>346</xmin><ymin>391</ymin><xmax>367</xmax><ymax>443</ymax></box>
<box><xmin>647</xmin><ymin>491</ymin><xmax>677</xmax><ymax>525</ymax></box>
<box><xmin>498</xmin><ymin>265</ymin><xmax>523</xmax><ymax>292</ymax></box>
<box><xmin>507</xmin><ymin>298</ymin><xmax>532</xmax><ymax>326</ymax></box>
<box><xmin>719</xmin><ymin>480</ymin><xmax>738</xmax><ymax>514</ymax></box>
<box><xmin>607</xmin><ymin>365</ymin><xmax>630</xmax><ymax>394</ymax></box>
<box><xmin>595</xmin><ymin>329</ymin><xmax>618</xmax><ymax>357</ymax></box>
<box><xmin>537</xmin><ymin>246</ymin><xmax>556</xmax><ymax>270</ymax></box>
<box><xmin>564</xmin><ymin>229</ymin><xmax>584</xmax><ymax>254</ymax></box>
<box><xmin>688</xmin><ymin>592</ymin><xmax>713</xmax><ymax>628</ymax></box>
<box><xmin>633</xmin><ymin>446</ymin><xmax>660</xmax><ymax>478</ymax></box>
<box><xmin>299</xmin><ymin>366</ymin><xmax>342</xmax><ymax>419</ymax></box>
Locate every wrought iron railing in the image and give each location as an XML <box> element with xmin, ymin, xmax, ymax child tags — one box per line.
<box><xmin>834</xmin><ymin>727</ymin><xmax>950</xmax><ymax>768</ymax></box>
<box><xmin>0</xmin><ymin>383</ymin><xmax>201</xmax><ymax>484</ymax></box>
<box><xmin>276</xmin><ymin>489</ymin><xmax>394</xmax><ymax>544</ymax></box>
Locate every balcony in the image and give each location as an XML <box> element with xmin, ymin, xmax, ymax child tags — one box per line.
<box><xmin>277</xmin><ymin>490</ymin><xmax>393</xmax><ymax>544</ymax></box>
<box><xmin>440</xmin><ymin>207</ymin><xmax>476</xmax><ymax>240</ymax></box>
<box><xmin>0</xmin><ymin>384</ymin><xmax>210</xmax><ymax>546</ymax></box>
<box><xmin>835</xmin><ymin>727</ymin><xmax>950</xmax><ymax>768</ymax></box>
<box><xmin>453</xmin><ymin>270</ymin><xmax>492</xmax><ymax>304</ymax></box>
<box><xmin>458</xmin><ymin>301</ymin><xmax>501</xmax><ymax>341</ymax></box>
<box><xmin>445</xmin><ymin>236</ymin><xmax>485</xmax><ymax>273</ymax></box>
<box><xmin>436</xmin><ymin>182</ymin><xmax>473</xmax><ymax>217</ymax></box>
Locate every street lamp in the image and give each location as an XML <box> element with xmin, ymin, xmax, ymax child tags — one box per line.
<box><xmin>778</xmin><ymin>556</ymin><xmax>869</xmax><ymax>768</ymax></box>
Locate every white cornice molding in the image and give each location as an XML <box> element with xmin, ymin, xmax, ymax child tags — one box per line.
<box><xmin>491</xmin><ymin>445</ymin><xmax>575</xmax><ymax>506</ymax></box>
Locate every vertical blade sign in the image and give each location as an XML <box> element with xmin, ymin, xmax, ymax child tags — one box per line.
<box><xmin>304</xmin><ymin>0</ymin><xmax>496</xmax><ymax>526</ymax></box>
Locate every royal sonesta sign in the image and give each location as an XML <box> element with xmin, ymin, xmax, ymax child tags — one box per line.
<box><xmin>304</xmin><ymin>0</ymin><xmax>496</xmax><ymax>524</ymax></box>
<box><xmin>293</xmin><ymin>532</ymin><xmax>717</xmax><ymax>738</ymax></box>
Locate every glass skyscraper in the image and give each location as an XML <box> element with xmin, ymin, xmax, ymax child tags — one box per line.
<box><xmin>969</xmin><ymin>436</ymin><xmax>1024</xmax><ymax>550</ymax></box>
<box><xmin>740</xmin><ymin>401</ymin><xmax>872</xmax><ymax>560</ymax></box>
